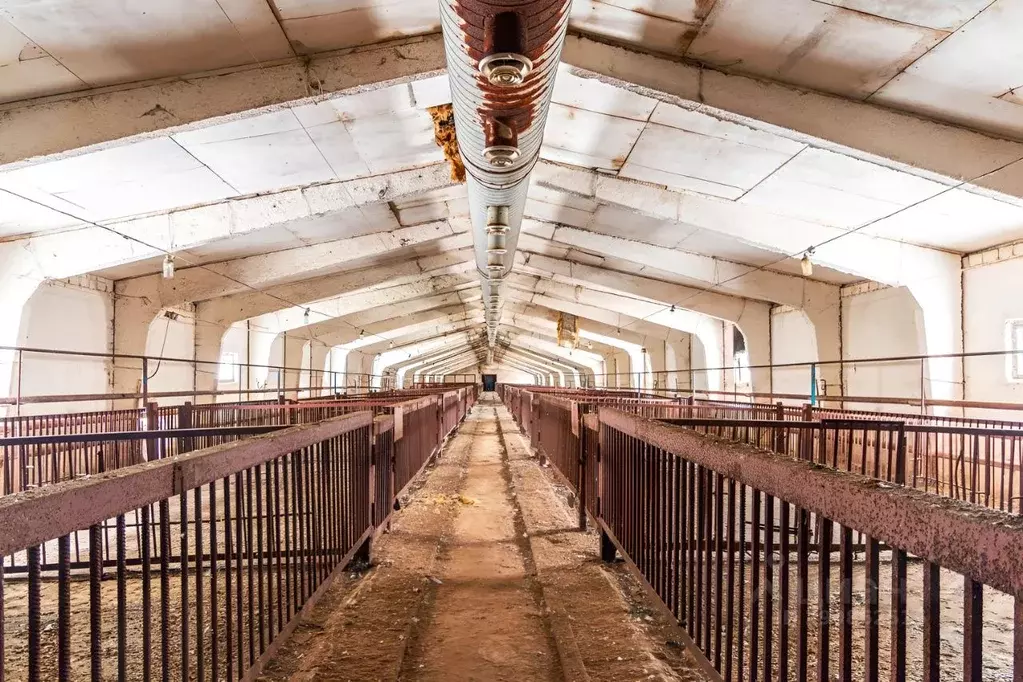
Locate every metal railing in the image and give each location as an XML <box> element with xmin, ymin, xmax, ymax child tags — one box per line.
<box><xmin>503</xmin><ymin>385</ymin><xmax>1023</xmax><ymax>513</ymax></box>
<box><xmin>0</xmin><ymin>387</ymin><xmax>476</xmax><ymax>497</ymax></box>
<box><xmin>502</xmin><ymin>386</ymin><xmax>1023</xmax><ymax>681</ymax></box>
<box><xmin>0</xmin><ymin>385</ymin><xmax>474</xmax><ymax>681</ymax></box>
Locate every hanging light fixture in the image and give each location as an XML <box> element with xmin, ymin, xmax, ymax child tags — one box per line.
<box><xmin>162</xmin><ymin>254</ymin><xmax>175</xmax><ymax>279</ymax></box>
<box><xmin>670</xmin><ymin>304</ymin><xmax>676</xmax><ymax>313</ymax></box>
<box><xmin>304</xmin><ymin>308</ymin><xmax>311</xmax><ymax>323</ymax></box>
<box><xmin>801</xmin><ymin>247</ymin><xmax>815</xmax><ymax>277</ymax></box>
<box><xmin>359</xmin><ymin>329</ymin><xmax>365</xmax><ymax>339</ymax></box>
<box><xmin>389</xmin><ymin>340</ymin><xmax>395</xmax><ymax>349</ymax></box>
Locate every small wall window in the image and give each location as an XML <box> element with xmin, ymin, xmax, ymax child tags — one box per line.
<box><xmin>733</xmin><ymin>350</ymin><xmax>752</xmax><ymax>385</ymax></box>
<box><xmin>733</xmin><ymin>326</ymin><xmax>751</xmax><ymax>385</ymax></box>
<box><xmin>218</xmin><ymin>351</ymin><xmax>240</xmax><ymax>384</ymax></box>
<box><xmin>1008</xmin><ymin>320</ymin><xmax>1023</xmax><ymax>382</ymax></box>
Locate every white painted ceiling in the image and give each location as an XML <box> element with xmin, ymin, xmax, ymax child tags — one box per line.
<box><xmin>2</xmin><ymin>1</ymin><xmax>1023</xmax><ymax>374</ymax></box>
<box><xmin>5</xmin><ymin>69</ymin><xmax>1023</xmax><ymax>257</ymax></box>
<box><xmin>2</xmin><ymin>0</ymin><xmax>1021</xmax><ymax>140</ymax></box>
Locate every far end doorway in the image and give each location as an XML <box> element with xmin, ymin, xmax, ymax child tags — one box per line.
<box><xmin>482</xmin><ymin>374</ymin><xmax>497</xmax><ymax>391</ymax></box>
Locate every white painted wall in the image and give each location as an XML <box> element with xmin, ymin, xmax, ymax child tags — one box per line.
<box><xmin>770</xmin><ymin>307</ymin><xmax>817</xmax><ymax>404</ymax></box>
<box><xmin>10</xmin><ymin>277</ymin><xmax>113</xmax><ymax>415</ymax></box>
<box><xmin>490</xmin><ymin>365</ymin><xmax>535</xmax><ymax>385</ymax></box>
<box><xmin>963</xmin><ymin>256</ymin><xmax>1023</xmax><ymax>419</ymax></box>
<box><xmin>144</xmin><ymin>307</ymin><xmax>197</xmax><ymax>407</ymax></box>
<box><xmin>842</xmin><ymin>286</ymin><xmax>925</xmax><ymax>414</ymax></box>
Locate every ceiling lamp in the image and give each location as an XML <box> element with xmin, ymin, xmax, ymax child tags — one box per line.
<box><xmin>801</xmin><ymin>247</ymin><xmax>815</xmax><ymax>277</ymax></box>
<box><xmin>162</xmin><ymin>254</ymin><xmax>175</xmax><ymax>279</ymax></box>
<box><xmin>359</xmin><ymin>329</ymin><xmax>365</xmax><ymax>339</ymax></box>
<box><xmin>389</xmin><ymin>340</ymin><xmax>395</xmax><ymax>349</ymax></box>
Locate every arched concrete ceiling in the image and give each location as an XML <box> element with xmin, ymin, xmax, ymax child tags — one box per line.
<box><xmin>3</xmin><ymin>3</ymin><xmax>1023</xmax><ymax>384</ymax></box>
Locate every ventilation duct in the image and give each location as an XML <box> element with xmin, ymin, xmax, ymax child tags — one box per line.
<box><xmin>439</xmin><ymin>0</ymin><xmax>571</xmax><ymax>347</ymax></box>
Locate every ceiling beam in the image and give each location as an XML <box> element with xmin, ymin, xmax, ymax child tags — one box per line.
<box><xmin>0</xmin><ymin>36</ymin><xmax>446</xmax><ymax>168</ymax></box>
<box><xmin>561</xmin><ymin>36</ymin><xmax>1023</xmax><ymax>197</ymax></box>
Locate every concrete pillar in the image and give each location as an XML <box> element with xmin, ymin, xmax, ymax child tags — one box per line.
<box><xmin>305</xmin><ymin>344</ymin><xmax>330</xmax><ymax>397</ymax></box>
<box><xmin>722</xmin><ymin>321</ymin><xmax>736</xmax><ymax>395</ymax></box>
<box><xmin>282</xmin><ymin>337</ymin><xmax>306</xmax><ymax>397</ymax></box>
<box><xmin>193</xmin><ymin>310</ymin><xmax>225</xmax><ymax>405</ymax></box>
<box><xmin>805</xmin><ymin>304</ymin><xmax>843</xmax><ymax>398</ymax></box>
<box><xmin>346</xmin><ymin>351</ymin><xmax>367</xmax><ymax>390</ymax></box>
<box><xmin>111</xmin><ymin>297</ymin><xmax>160</xmax><ymax>408</ymax></box>
<box><xmin>250</xmin><ymin>328</ymin><xmax>281</xmax><ymax>395</ymax></box>
<box><xmin>0</xmin><ymin>275</ymin><xmax>41</xmax><ymax>412</ymax></box>
<box><xmin>646</xmin><ymin>342</ymin><xmax>666</xmax><ymax>391</ymax></box>
<box><xmin>666</xmin><ymin>337</ymin><xmax>692</xmax><ymax>391</ymax></box>
<box><xmin>909</xmin><ymin>276</ymin><xmax>965</xmax><ymax>413</ymax></box>
<box><xmin>740</xmin><ymin>307</ymin><xmax>772</xmax><ymax>395</ymax></box>
<box><xmin>692</xmin><ymin>322</ymin><xmax>723</xmax><ymax>394</ymax></box>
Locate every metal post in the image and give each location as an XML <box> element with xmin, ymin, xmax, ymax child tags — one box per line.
<box><xmin>15</xmin><ymin>349</ymin><xmax>23</xmax><ymax>417</ymax></box>
<box><xmin>774</xmin><ymin>402</ymin><xmax>785</xmax><ymax>454</ymax></box>
<box><xmin>142</xmin><ymin>357</ymin><xmax>149</xmax><ymax>409</ymax></box>
<box><xmin>920</xmin><ymin>357</ymin><xmax>926</xmax><ymax>415</ymax></box>
<box><xmin>576</xmin><ymin>403</ymin><xmax>587</xmax><ymax>531</ymax></box>
<box><xmin>810</xmin><ymin>363</ymin><xmax>818</xmax><ymax>407</ymax></box>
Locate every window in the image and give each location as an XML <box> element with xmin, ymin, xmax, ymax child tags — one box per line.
<box><xmin>733</xmin><ymin>350</ymin><xmax>752</xmax><ymax>385</ymax></box>
<box><xmin>218</xmin><ymin>352</ymin><xmax>240</xmax><ymax>384</ymax></box>
<box><xmin>1007</xmin><ymin>320</ymin><xmax>1023</xmax><ymax>382</ymax></box>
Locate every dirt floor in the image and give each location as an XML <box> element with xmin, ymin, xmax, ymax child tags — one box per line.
<box><xmin>260</xmin><ymin>394</ymin><xmax>708</xmax><ymax>682</ymax></box>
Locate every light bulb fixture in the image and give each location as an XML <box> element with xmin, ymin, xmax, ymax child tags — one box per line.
<box><xmin>801</xmin><ymin>247</ymin><xmax>815</xmax><ymax>277</ymax></box>
<box><xmin>162</xmin><ymin>254</ymin><xmax>175</xmax><ymax>279</ymax></box>
<box><xmin>304</xmin><ymin>308</ymin><xmax>311</xmax><ymax>322</ymax></box>
<box><xmin>616</xmin><ymin>327</ymin><xmax>621</xmax><ymax>336</ymax></box>
<box><xmin>670</xmin><ymin>304</ymin><xmax>676</xmax><ymax>313</ymax></box>
<box><xmin>359</xmin><ymin>329</ymin><xmax>365</xmax><ymax>339</ymax></box>
<box><xmin>388</xmin><ymin>340</ymin><xmax>394</xmax><ymax>349</ymax></box>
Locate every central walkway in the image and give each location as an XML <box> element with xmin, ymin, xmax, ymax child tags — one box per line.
<box><xmin>262</xmin><ymin>395</ymin><xmax>706</xmax><ymax>682</ymax></box>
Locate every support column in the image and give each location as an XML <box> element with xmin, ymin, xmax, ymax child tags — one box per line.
<box><xmin>249</xmin><ymin>327</ymin><xmax>281</xmax><ymax>396</ymax></box>
<box><xmin>722</xmin><ymin>321</ymin><xmax>736</xmax><ymax>395</ymax></box>
<box><xmin>307</xmin><ymin>344</ymin><xmax>330</xmax><ymax>397</ymax></box>
<box><xmin>646</xmin><ymin>341</ymin><xmax>667</xmax><ymax>391</ymax></box>
<box><xmin>282</xmin><ymin>338</ymin><xmax>306</xmax><ymax>398</ymax></box>
<box><xmin>805</xmin><ymin>303</ymin><xmax>843</xmax><ymax>400</ymax></box>
<box><xmin>193</xmin><ymin>307</ymin><xmax>226</xmax><ymax>405</ymax></box>
<box><xmin>112</xmin><ymin>297</ymin><xmax>160</xmax><ymax>408</ymax></box>
<box><xmin>909</xmin><ymin>274</ymin><xmax>965</xmax><ymax>414</ymax></box>
<box><xmin>692</xmin><ymin>322</ymin><xmax>723</xmax><ymax>394</ymax></box>
<box><xmin>0</xmin><ymin>276</ymin><xmax>40</xmax><ymax>414</ymax></box>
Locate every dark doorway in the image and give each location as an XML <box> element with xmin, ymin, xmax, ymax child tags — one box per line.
<box><xmin>482</xmin><ymin>374</ymin><xmax>497</xmax><ymax>391</ymax></box>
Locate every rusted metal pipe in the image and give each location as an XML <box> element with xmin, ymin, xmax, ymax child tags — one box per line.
<box><xmin>439</xmin><ymin>0</ymin><xmax>571</xmax><ymax>346</ymax></box>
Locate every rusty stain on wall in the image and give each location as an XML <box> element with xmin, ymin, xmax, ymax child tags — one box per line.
<box><xmin>428</xmin><ymin>104</ymin><xmax>466</xmax><ymax>183</ymax></box>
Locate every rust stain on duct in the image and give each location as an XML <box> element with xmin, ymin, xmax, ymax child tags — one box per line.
<box><xmin>428</xmin><ymin>104</ymin><xmax>466</xmax><ymax>183</ymax></box>
<box><xmin>454</xmin><ymin>0</ymin><xmax>570</xmax><ymax>139</ymax></box>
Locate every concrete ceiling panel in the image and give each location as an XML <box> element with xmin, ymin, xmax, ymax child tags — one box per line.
<box><xmin>1</xmin><ymin>0</ymin><xmax>291</xmax><ymax>88</ymax></box>
<box><xmin>0</xmin><ymin>137</ymin><xmax>236</xmax><ymax>225</ymax></box>
<box><xmin>687</xmin><ymin>0</ymin><xmax>947</xmax><ymax>99</ymax></box>
<box><xmin>0</xmin><ymin>19</ymin><xmax>85</xmax><ymax>103</ymax></box>
<box><xmin>871</xmin><ymin>1</ymin><xmax>1023</xmax><ymax>139</ymax></box>
<box><xmin>273</xmin><ymin>0</ymin><xmax>439</xmax><ymax>55</ymax></box>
